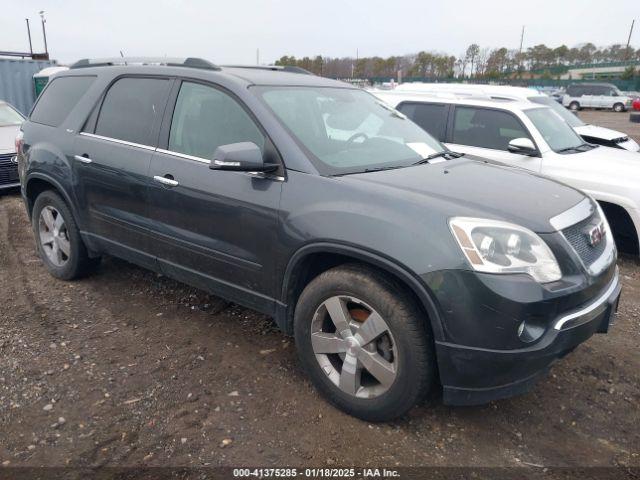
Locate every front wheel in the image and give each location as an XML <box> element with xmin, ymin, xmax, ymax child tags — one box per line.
<box><xmin>294</xmin><ymin>264</ymin><xmax>435</xmax><ymax>422</ymax></box>
<box><xmin>569</xmin><ymin>101</ymin><xmax>580</xmax><ymax>112</ymax></box>
<box><xmin>613</xmin><ymin>103</ymin><xmax>625</xmax><ymax>112</ymax></box>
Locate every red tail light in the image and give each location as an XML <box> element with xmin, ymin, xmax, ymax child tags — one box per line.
<box><xmin>15</xmin><ymin>131</ymin><xmax>24</xmax><ymax>155</ymax></box>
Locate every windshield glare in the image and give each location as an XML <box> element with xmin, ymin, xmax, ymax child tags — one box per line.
<box><xmin>0</xmin><ymin>104</ymin><xmax>24</xmax><ymax>127</ymax></box>
<box><xmin>528</xmin><ymin>96</ymin><xmax>584</xmax><ymax>128</ymax></box>
<box><xmin>256</xmin><ymin>87</ymin><xmax>446</xmax><ymax>174</ymax></box>
<box><xmin>525</xmin><ymin>107</ymin><xmax>584</xmax><ymax>152</ymax></box>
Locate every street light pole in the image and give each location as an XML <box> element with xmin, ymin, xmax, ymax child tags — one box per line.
<box><xmin>39</xmin><ymin>11</ymin><xmax>48</xmax><ymax>57</ymax></box>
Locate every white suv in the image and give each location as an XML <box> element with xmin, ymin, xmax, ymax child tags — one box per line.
<box><xmin>562</xmin><ymin>83</ymin><xmax>632</xmax><ymax>113</ymax></box>
<box><xmin>391</xmin><ymin>83</ymin><xmax>640</xmax><ymax>152</ymax></box>
<box><xmin>374</xmin><ymin>89</ymin><xmax>640</xmax><ymax>255</ymax></box>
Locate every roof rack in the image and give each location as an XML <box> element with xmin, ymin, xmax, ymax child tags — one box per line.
<box><xmin>69</xmin><ymin>57</ymin><xmax>220</xmax><ymax>71</ymax></box>
<box><xmin>222</xmin><ymin>64</ymin><xmax>312</xmax><ymax>75</ymax></box>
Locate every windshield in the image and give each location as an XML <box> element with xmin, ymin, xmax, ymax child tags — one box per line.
<box><xmin>0</xmin><ymin>104</ymin><xmax>24</xmax><ymax>127</ymax></box>
<box><xmin>524</xmin><ymin>107</ymin><xmax>585</xmax><ymax>152</ymax></box>
<box><xmin>528</xmin><ymin>96</ymin><xmax>584</xmax><ymax>128</ymax></box>
<box><xmin>255</xmin><ymin>87</ymin><xmax>446</xmax><ymax>175</ymax></box>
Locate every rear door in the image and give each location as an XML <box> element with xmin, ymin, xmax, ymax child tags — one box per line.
<box><xmin>145</xmin><ymin>80</ymin><xmax>283</xmax><ymax>313</ymax></box>
<box><xmin>74</xmin><ymin>76</ymin><xmax>172</xmax><ymax>267</ymax></box>
<box><xmin>445</xmin><ymin>105</ymin><xmax>542</xmax><ymax>172</ymax></box>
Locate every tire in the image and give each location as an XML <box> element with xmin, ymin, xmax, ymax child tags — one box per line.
<box><xmin>294</xmin><ymin>264</ymin><xmax>435</xmax><ymax>422</ymax></box>
<box><xmin>568</xmin><ymin>101</ymin><xmax>580</xmax><ymax>112</ymax></box>
<box><xmin>32</xmin><ymin>190</ymin><xmax>99</xmax><ymax>280</ymax></box>
<box><xmin>613</xmin><ymin>103</ymin><xmax>625</xmax><ymax>113</ymax></box>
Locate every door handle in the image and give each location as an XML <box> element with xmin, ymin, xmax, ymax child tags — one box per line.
<box><xmin>153</xmin><ymin>175</ymin><xmax>179</xmax><ymax>187</ymax></box>
<box><xmin>74</xmin><ymin>154</ymin><xmax>93</xmax><ymax>164</ymax></box>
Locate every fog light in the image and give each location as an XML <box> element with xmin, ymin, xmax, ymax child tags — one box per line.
<box><xmin>517</xmin><ymin>319</ymin><xmax>546</xmax><ymax>343</ymax></box>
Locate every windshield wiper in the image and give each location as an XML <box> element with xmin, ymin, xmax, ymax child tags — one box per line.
<box><xmin>557</xmin><ymin>142</ymin><xmax>596</xmax><ymax>153</ymax></box>
<box><xmin>412</xmin><ymin>151</ymin><xmax>464</xmax><ymax>165</ymax></box>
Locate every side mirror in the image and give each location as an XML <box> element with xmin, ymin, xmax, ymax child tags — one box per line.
<box><xmin>209</xmin><ymin>142</ymin><xmax>278</xmax><ymax>172</ymax></box>
<box><xmin>508</xmin><ymin>138</ymin><xmax>538</xmax><ymax>157</ymax></box>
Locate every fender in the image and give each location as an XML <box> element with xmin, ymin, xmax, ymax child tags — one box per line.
<box><xmin>24</xmin><ymin>172</ymin><xmax>80</xmax><ymax>225</ymax></box>
<box><xmin>279</xmin><ymin>241</ymin><xmax>445</xmax><ymax>341</ymax></box>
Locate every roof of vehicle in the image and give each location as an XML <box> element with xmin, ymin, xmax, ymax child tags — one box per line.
<box><xmin>373</xmin><ymin>89</ymin><xmax>545</xmax><ymax>113</ymax></box>
<box><xmin>394</xmin><ymin>82</ymin><xmax>545</xmax><ymax>100</ymax></box>
<box><xmin>64</xmin><ymin>57</ymin><xmax>346</xmax><ymax>88</ymax></box>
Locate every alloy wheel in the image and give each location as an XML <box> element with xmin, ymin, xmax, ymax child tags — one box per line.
<box><xmin>38</xmin><ymin>205</ymin><xmax>71</xmax><ymax>267</ymax></box>
<box><xmin>310</xmin><ymin>295</ymin><xmax>398</xmax><ymax>398</ymax></box>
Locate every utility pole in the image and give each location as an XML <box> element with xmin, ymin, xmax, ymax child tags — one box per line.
<box><xmin>626</xmin><ymin>19</ymin><xmax>635</xmax><ymax>63</ymax></box>
<box><xmin>39</xmin><ymin>11</ymin><xmax>48</xmax><ymax>56</ymax></box>
<box><xmin>25</xmin><ymin>19</ymin><xmax>33</xmax><ymax>57</ymax></box>
<box><xmin>518</xmin><ymin>25</ymin><xmax>525</xmax><ymax>74</ymax></box>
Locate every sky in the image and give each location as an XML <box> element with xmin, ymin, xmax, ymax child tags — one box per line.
<box><xmin>1</xmin><ymin>0</ymin><xmax>638</xmax><ymax>65</ymax></box>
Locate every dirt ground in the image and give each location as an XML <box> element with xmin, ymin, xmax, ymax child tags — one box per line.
<box><xmin>1</xmin><ymin>111</ymin><xmax>639</xmax><ymax>471</ymax></box>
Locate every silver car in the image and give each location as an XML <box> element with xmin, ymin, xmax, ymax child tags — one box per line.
<box><xmin>562</xmin><ymin>83</ymin><xmax>632</xmax><ymax>112</ymax></box>
<box><xmin>0</xmin><ymin>101</ymin><xmax>24</xmax><ymax>191</ymax></box>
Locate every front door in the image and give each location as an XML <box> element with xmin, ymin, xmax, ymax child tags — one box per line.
<box><xmin>445</xmin><ymin>105</ymin><xmax>542</xmax><ymax>173</ymax></box>
<box><xmin>73</xmin><ymin>76</ymin><xmax>172</xmax><ymax>268</ymax></box>
<box><xmin>146</xmin><ymin>80</ymin><xmax>283</xmax><ymax>313</ymax></box>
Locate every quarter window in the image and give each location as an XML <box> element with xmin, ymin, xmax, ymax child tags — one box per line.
<box><xmin>94</xmin><ymin>77</ymin><xmax>170</xmax><ymax>145</ymax></box>
<box><xmin>452</xmin><ymin>107</ymin><xmax>530</xmax><ymax>151</ymax></box>
<box><xmin>30</xmin><ymin>76</ymin><xmax>95</xmax><ymax>127</ymax></box>
<box><xmin>168</xmin><ymin>82</ymin><xmax>264</xmax><ymax>160</ymax></box>
<box><xmin>397</xmin><ymin>102</ymin><xmax>448</xmax><ymax>142</ymax></box>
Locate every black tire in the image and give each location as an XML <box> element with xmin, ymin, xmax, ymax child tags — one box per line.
<box><xmin>294</xmin><ymin>264</ymin><xmax>435</xmax><ymax>422</ymax></box>
<box><xmin>32</xmin><ymin>190</ymin><xmax>99</xmax><ymax>280</ymax></box>
<box><xmin>613</xmin><ymin>103</ymin><xmax>625</xmax><ymax>113</ymax></box>
<box><xmin>569</xmin><ymin>101</ymin><xmax>580</xmax><ymax>112</ymax></box>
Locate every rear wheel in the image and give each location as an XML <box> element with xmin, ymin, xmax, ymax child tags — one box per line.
<box><xmin>613</xmin><ymin>102</ymin><xmax>625</xmax><ymax>113</ymax></box>
<box><xmin>294</xmin><ymin>264</ymin><xmax>435</xmax><ymax>422</ymax></box>
<box><xmin>32</xmin><ymin>190</ymin><xmax>99</xmax><ymax>280</ymax></box>
<box><xmin>569</xmin><ymin>101</ymin><xmax>580</xmax><ymax>112</ymax></box>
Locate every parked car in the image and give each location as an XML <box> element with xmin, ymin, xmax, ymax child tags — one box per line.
<box><xmin>392</xmin><ymin>83</ymin><xmax>640</xmax><ymax>152</ymax></box>
<box><xmin>374</xmin><ymin>89</ymin><xmax>640</xmax><ymax>255</ymax></box>
<box><xmin>0</xmin><ymin>101</ymin><xmax>25</xmax><ymax>191</ymax></box>
<box><xmin>18</xmin><ymin>57</ymin><xmax>620</xmax><ymax>421</ymax></box>
<box><xmin>562</xmin><ymin>83</ymin><xmax>632</xmax><ymax>112</ymax></box>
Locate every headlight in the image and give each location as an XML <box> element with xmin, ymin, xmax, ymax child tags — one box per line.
<box><xmin>449</xmin><ymin>217</ymin><xmax>562</xmax><ymax>283</ymax></box>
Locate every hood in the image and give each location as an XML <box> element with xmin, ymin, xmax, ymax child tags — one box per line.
<box><xmin>0</xmin><ymin>125</ymin><xmax>20</xmax><ymax>154</ymax></box>
<box><xmin>342</xmin><ymin>156</ymin><xmax>585</xmax><ymax>233</ymax></box>
<box><xmin>574</xmin><ymin>124</ymin><xmax>629</xmax><ymax>142</ymax></box>
<box><xmin>557</xmin><ymin>145</ymin><xmax>640</xmax><ymax>182</ymax></box>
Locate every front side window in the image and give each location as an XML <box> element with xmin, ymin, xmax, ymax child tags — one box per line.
<box><xmin>0</xmin><ymin>103</ymin><xmax>25</xmax><ymax>127</ymax></box>
<box><xmin>528</xmin><ymin>96</ymin><xmax>584</xmax><ymax>128</ymax></box>
<box><xmin>168</xmin><ymin>82</ymin><xmax>265</xmax><ymax>160</ymax></box>
<box><xmin>397</xmin><ymin>102</ymin><xmax>448</xmax><ymax>142</ymax></box>
<box><xmin>524</xmin><ymin>107</ymin><xmax>584</xmax><ymax>152</ymax></box>
<box><xmin>452</xmin><ymin>107</ymin><xmax>530</xmax><ymax>151</ymax></box>
<box><xmin>95</xmin><ymin>77</ymin><xmax>170</xmax><ymax>145</ymax></box>
<box><xmin>30</xmin><ymin>76</ymin><xmax>95</xmax><ymax>127</ymax></box>
<box><xmin>255</xmin><ymin>87</ymin><xmax>445</xmax><ymax>175</ymax></box>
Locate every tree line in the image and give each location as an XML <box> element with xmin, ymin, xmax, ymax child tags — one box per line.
<box><xmin>274</xmin><ymin>43</ymin><xmax>640</xmax><ymax>79</ymax></box>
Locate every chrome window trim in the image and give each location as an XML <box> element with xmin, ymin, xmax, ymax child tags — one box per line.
<box><xmin>79</xmin><ymin>132</ymin><xmax>156</xmax><ymax>151</ymax></box>
<box><xmin>549</xmin><ymin>198</ymin><xmax>593</xmax><ymax>231</ymax></box>
<box><xmin>553</xmin><ymin>268</ymin><xmax>619</xmax><ymax>330</ymax></box>
<box><xmin>156</xmin><ymin>148</ymin><xmax>211</xmax><ymax>164</ymax></box>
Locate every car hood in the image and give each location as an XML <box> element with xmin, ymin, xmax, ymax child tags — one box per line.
<box><xmin>342</xmin><ymin>156</ymin><xmax>585</xmax><ymax>233</ymax></box>
<box><xmin>0</xmin><ymin>124</ymin><xmax>20</xmax><ymax>154</ymax></box>
<box><xmin>575</xmin><ymin>124</ymin><xmax>629</xmax><ymax>142</ymax></box>
<box><xmin>560</xmin><ymin>145</ymin><xmax>640</xmax><ymax>175</ymax></box>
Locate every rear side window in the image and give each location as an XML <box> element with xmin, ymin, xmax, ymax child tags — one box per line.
<box><xmin>567</xmin><ymin>85</ymin><xmax>583</xmax><ymax>97</ymax></box>
<box><xmin>94</xmin><ymin>77</ymin><xmax>170</xmax><ymax>145</ymax></box>
<box><xmin>30</xmin><ymin>76</ymin><xmax>95</xmax><ymax>127</ymax></box>
<box><xmin>397</xmin><ymin>102</ymin><xmax>448</xmax><ymax>141</ymax></box>
<box><xmin>452</xmin><ymin>106</ymin><xmax>530</xmax><ymax>151</ymax></box>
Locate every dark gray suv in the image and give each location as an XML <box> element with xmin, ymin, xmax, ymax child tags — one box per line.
<box><xmin>17</xmin><ymin>58</ymin><xmax>621</xmax><ymax>421</ymax></box>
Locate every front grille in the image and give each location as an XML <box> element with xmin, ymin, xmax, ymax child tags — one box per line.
<box><xmin>0</xmin><ymin>153</ymin><xmax>19</xmax><ymax>186</ymax></box>
<box><xmin>562</xmin><ymin>211</ymin><xmax>607</xmax><ymax>268</ymax></box>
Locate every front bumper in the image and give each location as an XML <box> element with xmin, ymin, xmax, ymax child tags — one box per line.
<box><xmin>431</xmin><ymin>268</ymin><xmax>620</xmax><ymax>406</ymax></box>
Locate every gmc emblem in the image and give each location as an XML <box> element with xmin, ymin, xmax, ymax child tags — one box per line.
<box><xmin>586</xmin><ymin>222</ymin><xmax>606</xmax><ymax>247</ymax></box>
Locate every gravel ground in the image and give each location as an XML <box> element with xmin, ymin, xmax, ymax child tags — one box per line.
<box><xmin>1</xmin><ymin>111</ymin><xmax>639</xmax><ymax>471</ymax></box>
